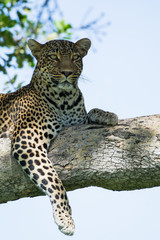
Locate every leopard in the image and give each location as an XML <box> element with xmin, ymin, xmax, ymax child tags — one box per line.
<box><xmin>0</xmin><ymin>38</ymin><xmax>118</xmax><ymax>235</ymax></box>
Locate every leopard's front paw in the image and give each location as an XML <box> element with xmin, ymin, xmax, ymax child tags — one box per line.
<box><xmin>54</xmin><ymin>209</ymin><xmax>75</xmax><ymax>236</ymax></box>
<box><xmin>88</xmin><ymin>108</ymin><xmax>118</xmax><ymax>126</ymax></box>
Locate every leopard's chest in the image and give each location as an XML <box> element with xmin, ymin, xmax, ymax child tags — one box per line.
<box><xmin>42</xmin><ymin>89</ymin><xmax>88</xmax><ymax>127</ymax></box>
<box><xmin>59</xmin><ymin>110</ymin><xmax>87</xmax><ymax>126</ymax></box>
<box><xmin>54</xmin><ymin>104</ymin><xmax>87</xmax><ymax>127</ymax></box>
<box><xmin>41</xmin><ymin>103</ymin><xmax>87</xmax><ymax>140</ymax></box>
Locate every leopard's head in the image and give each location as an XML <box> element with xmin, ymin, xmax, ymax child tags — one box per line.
<box><xmin>28</xmin><ymin>38</ymin><xmax>91</xmax><ymax>90</ymax></box>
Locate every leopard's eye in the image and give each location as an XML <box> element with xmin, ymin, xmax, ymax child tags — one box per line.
<box><xmin>72</xmin><ymin>54</ymin><xmax>80</xmax><ymax>61</ymax></box>
<box><xmin>49</xmin><ymin>54</ymin><xmax>59</xmax><ymax>60</ymax></box>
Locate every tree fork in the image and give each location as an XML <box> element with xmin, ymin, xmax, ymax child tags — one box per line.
<box><xmin>1</xmin><ymin>114</ymin><xmax>160</xmax><ymax>204</ymax></box>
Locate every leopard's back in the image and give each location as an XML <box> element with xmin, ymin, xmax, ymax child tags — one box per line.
<box><xmin>0</xmin><ymin>85</ymin><xmax>40</xmax><ymax>135</ymax></box>
<box><xmin>0</xmin><ymin>92</ymin><xmax>15</xmax><ymax>135</ymax></box>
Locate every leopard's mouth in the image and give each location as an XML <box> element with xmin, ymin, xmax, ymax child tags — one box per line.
<box><xmin>58</xmin><ymin>81</ymin><xmax>73</xmax><ymax>90</ymax></box>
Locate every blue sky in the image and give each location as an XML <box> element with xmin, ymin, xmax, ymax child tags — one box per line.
<box><xmin>1</xmin><ymin>0</ymin><xmax>160</xmax><ymax>239</ymax></box>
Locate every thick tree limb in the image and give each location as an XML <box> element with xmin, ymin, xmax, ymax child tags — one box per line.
<box><xmin>1</xmin><ymin>114</ymin><xmax>160</xmax><ymax>204</ymax></box>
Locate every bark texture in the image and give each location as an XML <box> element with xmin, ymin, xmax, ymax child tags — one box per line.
<box><xmin>1</xmin><ymin>114</ymin><xmax>160</xmax><ymax>204</ymax></box>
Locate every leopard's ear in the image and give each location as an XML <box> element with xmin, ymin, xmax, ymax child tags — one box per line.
<box><xmin>28</xmin><ymin>39</ymin><xmax>44</xmax><ymax>60</ymax></box>
<box><xmin>75</xmin><ymin>38</ymin><xmax>91</xmax><ymax>57</ymax></box>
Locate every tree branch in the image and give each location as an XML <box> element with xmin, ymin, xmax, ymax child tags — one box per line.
<box><xmin>1</xmin><ymin>114</ymin><xmax>160</xmax><ymax>204</ymax></box>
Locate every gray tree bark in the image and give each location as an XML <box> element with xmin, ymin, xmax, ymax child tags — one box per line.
<box><xmin>1</xmin><ymin>114</ymin><xmax>160</xmax><ymax>204</ymax></box>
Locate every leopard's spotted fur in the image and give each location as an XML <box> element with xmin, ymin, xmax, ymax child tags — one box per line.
<box><xmin>0</xmin><ymin>38</ymin><xmax>118</xmax><ymax>235</ymax></box>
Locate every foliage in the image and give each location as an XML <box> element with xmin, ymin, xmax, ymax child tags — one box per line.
<box><xmin>0</xmin><ymin>0</ymin><xmax>110</xmax><ymax>92</ymax></box>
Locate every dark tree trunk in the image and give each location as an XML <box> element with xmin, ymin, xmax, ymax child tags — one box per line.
<box><xmin>1</xmin><ymin>115</ymin><xmax>160</xmax><ymax>204</ymax></box>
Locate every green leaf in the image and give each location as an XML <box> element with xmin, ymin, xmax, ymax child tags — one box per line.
<box><xmin>23</xmin><ymin>7</ymin><xmax>31</xmax><ymax>13</ymax></box>
<box><xmin>0</xmin><ymin>14</ymin><xmax>17</xmax><ymax>28</ymax></box>
<box><xmin>54</xmin><ymin>19</ymin><xmax>72</xmax><ymax>35</ymax></box>
<box><xmin>0</xmin><ymin>30</ymin><xmax>15</xmax><ymax>47</ymax></box>
<box><xmin>0</xmin><ymin>65</ymin><xmax>7</xmax><ymax>74</ymax></box>
<box><xmin>10</xmin><ymin>74</ymin><xmax>17</xmax><ymax>84</ymax></box>
<box><xmin>17</xmin><ymin>10</ymin><xmax>27</xmax><ymax>27</ymax></box>
<box><xmin>64</xmin><ymin>23</ymin><xmax>72</xmax><ymax>31</ymax></box>
<box><xmin>0</xmin><ymin>0</ymin><xmax>10</xmax><ymax>5</ymax></box>
<box><xmin>4</xmin><ymin>81</ymin><xmax>10</xmax><ymax>85</ymax></box>
<box><xmin>17</xmin><ymin>82</ymin><xmax>24</xmax><ymax>89</ymax></box>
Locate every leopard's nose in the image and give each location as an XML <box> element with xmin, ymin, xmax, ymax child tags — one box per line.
<box><xmin>61</xmin><ymin>71</ymin><xmax>73</xmax><ymax>77</ymax></box>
